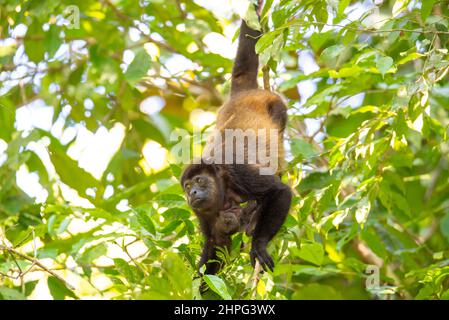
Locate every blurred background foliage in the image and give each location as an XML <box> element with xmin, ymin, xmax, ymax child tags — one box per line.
<box><xmin>1</xmin><ymin>0</ymin><xmax>449</xmax><ymax>300</ymax></box>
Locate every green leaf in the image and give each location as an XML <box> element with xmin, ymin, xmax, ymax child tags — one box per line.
<box><xmin>392</xmin><ymin>0</ymin><xmax>410</xmax><ymax>17</ymax></box>
<box><xmin>135</xmin><ymin>208</ymin><xmax>156</xmax><ymax>234</ymax></box>
<box><xmin>290</xmin><ymin>138</ymin><xmax>318</xmax><ymax>160</ymax></box>
<box><xmin>56</xmin><ymin>217</ymin><xmax>71</xmax><ymax>234</ymax></box>
<box><xmin>78</xmin><ymin>243</ymin><xmax>107</xmax><ymax>265</ymax></box>
<box><xmin>297</xmin><ymin>243</ymin><xmax>324</xmax><ymax>266</ymax></box>
<box><xmin>361</xmin><ymin>229</ymin><xmax>387</xmax><ymax>259</ymax></box>
<box><xmin>440</xmin><ymin>212</ymin><xmax>449</xmax><ymax>244</ymax></box>
<box><xmin>169</xmin><ymin>163</ymin><xmax>182</xmax><ymax>179</ymax></box>
<box><xmin>244</xmin><ymin>2</ymin><xmax>261</xmax><ymax>31</ymax></box>
<box><xmin>328</xmin><ymin>65</ymin><xmax>362</xmax><ymax>78</ymax></box>
<box><xmin>292</xmin><ymin>284</ymin><xmax>343</xmax><ymax>300</ymax></box>
<box><xmin>376</xmin><ymin>56</ymin><xmax>394</xmax><ymax>77</ymax></box>
<box><xmin>325</xmin><ymin>112</ymin><xmax>373</xmax><ymax>137</ymax></box>
<box><xmin>155</xmin><ymin>194</ymin><xmax>186</xmax><ymax>207</ymax></box>
<box><xmin>338</xmin><ymin>0</ymin><xmax>351</xmax><ymax>15</ymax></box>
<box><xmin>0</xmin><ymin>43</ymin><xmax>16</xmax><ymax>58</ymax></box>
<box><xmin>0</xmin><ymin>98</ymin><xmax>15</xmax><ymax>141</ymax></box>
<box><xmin>274</xmin><ymin>264</ymin><xmax>340</xmax><ymax>277</ymax></box>
<box><xmin>255</xmin><ymin>31</ymin><xmax>281</xmax><ymax>54</ymax></box>
<box><xmin>391</xmin><ymin>190</ymin><xmax>411</xmax><ymax>216</ymax></box>
<box><xmin>25</xmin><ymin>22</ymin><xmax>45</xmax><ymax>62</ymax></box>
<box><xmin>125</xmin><ymin>49</ymin><xmax>151</xmax><ymax>85</ymax></box>
<box><xmin>256</xmin><ymin>279</ymin><xmax>266</xmax><ymax>296</ymax></box>
<box><xmin>442</xmin><ymin>289</ymin><xmax>449</xmax><ymax>300</ymax></box>
<box><xmin>416</xmin><ymin>284</ymin><xmax>435</xmax><ymax>300</ymax></box>
<box><xmin>203</xmin><ymin>275</ymin><xmax>232</xmax><ymax>300</ymax></box>
<box><xmin>160</xmin><ymin>220</ymin><xmax>182</xmax><ymax>234</ymax></box>
<box><xmin>0</xmin><ymin>287</ymin><xmax>27</xmax><ymax>300</ymax></box>
<box><xmin>131</xmin><ymin>119</ymin><xmax>167</xmax><ymax>146</ymax></box>
<box><xmin>162</xmin><ymin>207</ymin><xmax>190</xmax><ymax>219</ymax></box>
<box><xmin>304</xmin><ymin>84</ymin><xmax>344</xmax><ymax>107</ymax></box>
<box><xmin>25</xmin><ymin>281</ymin><xmax>39</xmax><ymax>296</ymax></box>
<box><xmin>320</xmin><ymin>44</ymin><xmax>345</xmax><ymax>63</ymax></box>
<box><xmin>47</xmin><ymin>137</ymin><xmax>99</xmax><ymax>198</ymax></box>
<box><xmin>47</xmin><ymin>277</ymin><xmax>77</xmax><ymax>300</ymax></box>
<box><xmin>161</xmin><ymin>253</ymin><xmax>192</xmax><ymax>298</ymax></box>
<box><xmin>114</xmin><ymin>258</ymin><xmax>143</xmax><ymax>284</ymax></box>
<box><xmin>44</xmin><ymin>25</ymin><xmax>62</xmax><ymax>58</ymax></box>
<box><xmin>397</xmin><ymin>52</ymin><xmax>425</xmax><ymax>65</ymax></box>
<box><xmin>421</xmin><ymin>0</ymin><xmax>436</xmax><ymax>21</ymax></box>
<box><xmin>355</xmin><ymin>198</ymin><xmax>371</xmax><ymax>225</ymax></box>
<box><xmin>332</xmin><ymin>208</ymin><xmax>350</xmax><ymax>229</ymax></box>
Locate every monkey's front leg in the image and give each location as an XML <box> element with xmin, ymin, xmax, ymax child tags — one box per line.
<box><xmin>198</xmin><ymin>236</ymin><xmax>219</xmax><ymax>294</ymax></box>
<box><xmin>199</xmin><ymin>234</ymin><xmax>231</xmax><ymax>294</ymax></box>
<box><xmin>200</xmin><ymin>234</ymin><xmax>232</xmax><ymax>272</ymax></box>
<box><xmin>199</xmin><ymin>238</ymin><xmax>213</xmax><ymax>267</ymax></box>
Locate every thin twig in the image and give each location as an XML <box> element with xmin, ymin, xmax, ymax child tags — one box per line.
<box><xmin>262</xmin><ymin>65</ymin><xmax>270</xmax><ymax>91</ymax></box>
<box><xmin>114</xmin><ymin>240</ymin><xmax>147</xmax><ymax>274</ymax></box>
<box><xmin>283</xmin><ymin>21</ymin><xmax>449</xmax><ymax>35</ymax></box>
<box><xmin>0</xmin><ymin>245</ymin><xmax>75</xmax><ymax>290</ymax></box>
<box><xmin>250</xmin><ymin>261</ymin><xmax>262</xmax><ymax>299</ymax></box>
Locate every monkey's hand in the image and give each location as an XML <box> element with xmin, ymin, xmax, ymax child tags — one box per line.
<box><xmin>243</xmin><ymin>201</ymin><xmax>259</xmax><ymax>236</ymax></box>
<box><xmin>250</xmin><ymin>240</ymin><xmax>274</xmax><ymax>272</ymax></box>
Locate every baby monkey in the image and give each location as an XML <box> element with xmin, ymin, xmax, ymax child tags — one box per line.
<box><xmin>214</xmin><ymin>189</ymin><xmax>259</xmax><ymax>237</ymax></box>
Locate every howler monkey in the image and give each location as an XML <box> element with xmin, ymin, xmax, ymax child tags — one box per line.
<box><xmin>181</xmin><ymin>6</ymin><xmax>292</xmax><ymax>275</ymax></box>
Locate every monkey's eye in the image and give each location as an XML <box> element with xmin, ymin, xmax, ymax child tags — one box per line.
<box><xmin>185</xmin><ymin>184</ymin><xmax>191</xmax><ymax>192</ymax></box>
<box><xmin>196</xmin><ymin>177</ymin><xmax>204</xmax><ymax>184</ymax></box>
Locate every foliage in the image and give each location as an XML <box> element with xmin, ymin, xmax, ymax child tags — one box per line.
<box><xmin>1</xmin><ymin>0</ymin><xmax>449</xmax><ymax>300</ymax></box>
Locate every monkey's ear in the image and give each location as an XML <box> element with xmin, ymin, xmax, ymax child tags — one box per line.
<box><xmin>199</xmin><ymin>157</ymin><xmax>220</xmax><ymax>175</ymax></box>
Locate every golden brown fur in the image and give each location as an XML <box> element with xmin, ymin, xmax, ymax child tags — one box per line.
<box><xmin>204</xmin><ymin>89</ymin><xmax>286</xmax><ymax>174</ymax></box>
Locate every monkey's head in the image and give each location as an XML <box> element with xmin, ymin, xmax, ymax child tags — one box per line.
<box><xmin>181</xmin><ymin>163</ymin><xmax>225</xmax><ymax>213</ymax></box>
<box><xmin>215</xmin><ymin>207</ymin><xmax>241</xmax><ymax>236</ymax></box>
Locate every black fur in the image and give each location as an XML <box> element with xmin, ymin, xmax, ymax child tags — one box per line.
<box><xmin>224</xmin><ymin>164</ymin><xmax>292</xmax><ymax>270</ymax></box>
<box><xmin>181</xmin><ymin>160</ymin><xmax>218</xmax><ymax>187</ymax></box>
<box><xmin>268</xmin><ymin>100</ymin><xmax>288</xmax><ymax>131</ymax></box>
<box><xmin>183</xmin><ymin>162</ymin><xmax>292</xmax><ymax>273</ymax></box>
<box><xmin>231</xmin><ymin>20</ymin><xmax>262</xmax><ymax>95</ymax></box>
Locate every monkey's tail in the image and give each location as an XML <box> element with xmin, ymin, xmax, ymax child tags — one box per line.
<box><xmin>230</xmin><ymin>12</ymin><xmax>263</xmax><ymax>96</ymax></box>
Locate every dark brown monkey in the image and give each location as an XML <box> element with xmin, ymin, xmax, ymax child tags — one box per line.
<box><xmin>181</xmin><ymin>6</ymin><xmax>292</xmax><ymax>275</ymax></box>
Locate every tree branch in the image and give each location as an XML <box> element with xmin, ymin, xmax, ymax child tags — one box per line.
<box><xmin>285</xmin><ymin>21</ymin><xmax>449</xmax><ymax>35</ymax></box>
<box><xmin>0</xmin><ymin>245</ymin><xmax>75</xmax><ymax>290</ymax></box>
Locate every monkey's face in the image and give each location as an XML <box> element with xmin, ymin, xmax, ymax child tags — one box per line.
<box><xmin>183</xmin><ymin>173</ymin><xmax>221</xmax><ymax>212</ymax></box>
<box><xmin>216</xmin><ymin>209</ymin><xmax>241</xmax><ymax>235</ymax></box>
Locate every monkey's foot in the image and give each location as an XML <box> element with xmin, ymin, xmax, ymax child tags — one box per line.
<box><xmin>250</xmin><ymin>243</ymin><xmax>274</xmax><ymax>272</ymax></box>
